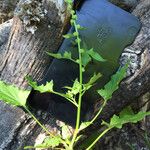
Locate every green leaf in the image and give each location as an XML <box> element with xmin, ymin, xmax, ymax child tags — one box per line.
<box><xmin>44</xmin><ymin>136</ymin><xmax>62</xmax><ymax>148</ymax></box>
<box><xmin>98</xmin><ymin>64</ymin><xmax>128</xmax><ymax>101</ymax></box>
<box><xmin>0</xmin><ymin>81</ymin><xmax>30</xmax><ymax>107</ymax></box>
<box><xmin>27</xmin><ymin>76</ymin><xmax>54</xmax><ymax>93</ymax></box>
<box><xmin>76</xmin><ymin>24</ymin><xmax>86</xmax><ymax>30</ymax></box>
<box><xmin>104</xmin><ymin>107</ymin><xmax>150</xmax><ymax>129</ymax></box>
<box><xmin>82</xmin><ymin>51</ymin><xmax>92</xmax><ymax>67</ymax></box>
<box><xmin>24</xmin><ymin>136</ymin><xmax>62</xmax><ymax>149</ymax></box>
<box><xmin>61</xmin><ymin>124</ymin><xmax>71</xmax><ymax>140</ymax></box>
<box><xmin>84</xmin><ymin>73</ymin><xmax>102</xmax><ymax>90</ymax></box>
<box><xmin>87</xmin><ymin>48</ymin><xmax>106</xmax><ymax>62</ymax></box>
<box><xmin>79</xmin><ymin>121</ymin><xmax>91</xmax><ymax>131</ymax></box>
<box><xmin>46</xmin><ymin>52</ymin><xmax>62</xmax><ymax>59</ymax></box>
<box><xmin>63</xmin><ymin>51</ymin><xmax>72</xmax><ymax>59</ymax></box>
<box><xmin>65</xmin><ymin>0</ymin><xmax>72</xmax><ymax>5</ymax></box>
<box><xmin>65</xmin><ymin>79</ymin><xmax>81</xmax><ymax>98</ymax></box>
<box><xmin>47</xmin><ymin>51</ymin><xmax>75</xmax><ymax>63</ymax></box>
<box><xmin>73</xmin><ymin>32</ymin><xmax>79</xmax><ymax>36</ymax></box>
<box><xmin>81</xmin><ymin>42</ymin><xmax>106</xmax><ymax>67</ymax></box>
<box><xmin>63</xmin><ymin>33</ymin><xmax>74</xmax><ymax>39</ymax></box>
<box><xmin>119</xmin><ymin>106</ymin><xmax>134</xmax><ymax>116</ymax></box>
<box><xmin>70</xmin><ymin>79</ymin><xmax>81</xmax><ymax>95</ymax></box>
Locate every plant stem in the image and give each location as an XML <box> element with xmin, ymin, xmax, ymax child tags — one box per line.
<box><xmin>69</xmin><ymin>20</ymin><xmax>83</xmax><ymax>149</ymax></box>
<box><xmin>52</xmin><ymin>91</ymin><xmax>78</xmax><ymax>107</ymax></box>
<box><xmin>24</xmin><ymin>106</ymin><xmax>69</xmax><ymax>148</ymax></box>
<box><xmin>86</xmin><ymin>127</ymin><xmax>111</xmax><ymax>150</ymax></box>
<box><xmin>90</xmin><ymin>100</ymin><xmax>107</xmax><ymax>124</ymax></box>
<box><xmin>24</xmin><ymin>106</ymin><xmax>54</xmax><ymax>137</ymax></box>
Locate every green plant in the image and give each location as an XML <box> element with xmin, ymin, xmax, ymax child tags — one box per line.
<box><xmin>0</xmin><ymin>0</ymin><xmax>150</xmax><ymax>150</ymax></box>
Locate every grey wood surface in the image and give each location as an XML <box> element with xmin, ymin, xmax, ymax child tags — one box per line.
<box><xmin>82</xmin><ymin>0</ymin><xmax>150</xmax><ymax>135</ymax></box>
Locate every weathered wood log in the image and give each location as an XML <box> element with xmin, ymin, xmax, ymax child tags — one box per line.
<box><xmin>0</xmin><ymin>0</ymin><xmax>69</xmax><ymax>89</ymax></box>
<box><xmin>82</xmin><ymin>0</ymin><xmax>150</xmax><ymax>135</ymax></box>
<box><xmin>109</xmin><ymin>0</ymin><xmax>139</xmax><ymax>11</ymax></box>
<box><xmin>0</xmin><ymin>19</ymin><xmax>13</xmax><ymax>62</ymax></box>
<box><xmin>0</xmin><ymin>0</ymin><xmax>70</xmax><ymax>149</ymax></box>
<box><xmin>0</xmin><ymin>0</ymin><xmax>19</xmax><ymax>23</ymax></box>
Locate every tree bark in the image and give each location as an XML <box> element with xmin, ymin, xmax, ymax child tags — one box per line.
<box><xmin>109</xmin><ymin>0</ymin><xmax>139</xmax><ymax>11</ymax></box>
<box><xmin>82</xmin><ymin>0</ymin><xmax>150</xmax><ymax>135</ymax></box>
<box><xmin>0</xmin><ymin>0</ymin><xmax>19</xmax><ymax>23</ymax></box>
<box><xmin>0</xmin><ymin>0</ymin><xmax>70</xmax><ymax>149</ymax></box>
<box><xmin>0</xmin><ymin>0</ymin><xmax>69</xmax><ymax>89</ymax></box>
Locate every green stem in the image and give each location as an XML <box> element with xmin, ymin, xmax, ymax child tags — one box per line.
<box><xmin>70</xmin><ymin>58</ymin><xmax>79</xmax><ymax>65</ymax></box>
<box><xmin>90</xmin><ymin>100</ymin><xmax>107</xmax><ymax>124</ymax></box>
<box><xmin>77</xmin><ymin>100</ymin><xmax>107</xmax><ymax>132</ymax></box>
<box><xmin>69</xmin><ymin>20</ymin><xmax>83</xmax><ymax>149</ymax></box>
<box><xmin>86</xmin><ymin>128</ymin><xmax>111</xmax><ymax>150</ymax></box>
<box><xmin>52</xmin><ymin>91</ymin><xmax>78</xmax><ymax>107</ymax></box>
<box><xmin>24</xmin><ymin>106</ymin><xmax>54</xmax><ymax>137</ymax></box>
<box><xmin>24</xmin><ymin>105</ymin><xmax>69</xmax><ymax>149</ymax></box>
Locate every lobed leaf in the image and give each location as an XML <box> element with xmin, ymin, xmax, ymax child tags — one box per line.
<box><xmin>87</xmin><ymin>48</ymin><xmax>106</xmax><ymax>62</ymax></box>
<box><xmin>84</xmin><ymin>73</ymin><xmax>102</xmax><ymax>90</ymax></box>
<box><xmin>79</xmin><ymin>121</ymin><xmax>91</xmax><ymax>131</ymax></box>
<box><xmin>0</xmin><ymin>81</ymin><xmax>30</xmax><ymax>107</ymax></box>
<box><xmin>47</xmin><ymin>51</ymin><xmax>75</xmax><ymax>63</ymax></box>
<box><xmin>61</xmin><ymin>124</ymin><xmax>72</xmax><ymax>140</ymax></box>
<box><xmin>24</xmin><ymin>136</ymin><xmax>62</xmax><ymax>149</ymax></box>
<box><xmin>81</xmin><ymin>42</ymin><xmax>106</xmax><ymax>67</ymax></box>
<box><xmin>46</xmin><ymin>52</ymin><xmax>62</xmax><ymax>59</ymax></box>
<box><xmin>65</xmin><ymin>79</ymin><xmax>81</xmax><ymax>98</ymax></box>
<box><xmin>98</xmin><ymin>64</ymin><xmax>128</xmax><ymax>101</ymax></box>
<box><xmin>103</xmin><ymin>107</ymin><xmax>150</xmax><ymax>129</ymax></box>
<box><xmin>82</xmin><ymin>51</ymin><xmax>92</xmax><ymax>67</ymax></box>
<box><xmin>63</xmin><ymin>51</ymin><xmax>72</xmax><ymax>59</ymax></box>
<box><xmin>27</xmin><ymin>76</ymin><xmax>54</xmax><ymax>93</ymax></box>
<box><xmin>63</xmin><ymin>33</ymin><xmax>74</xmax><ymax>39</ymax></box>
